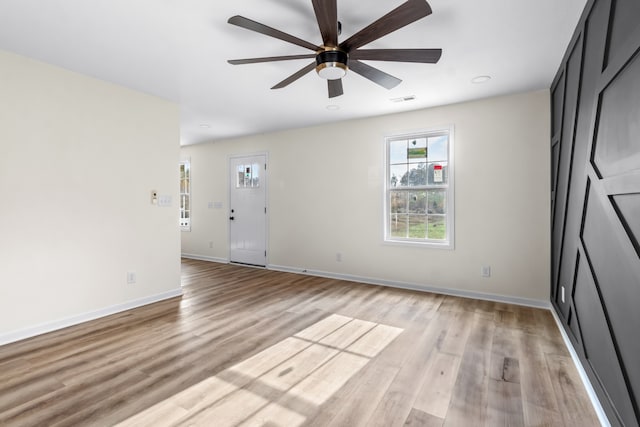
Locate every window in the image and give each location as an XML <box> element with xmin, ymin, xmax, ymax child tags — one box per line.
<box><xmin>385</xmin><ymin>127</ymin><xmax>454</xmax><ymax>247</ymax></box>
<box><xmin>180</xmin><ymin>160</ymin><xmax>191</xmax><ymax>231</ymax></box>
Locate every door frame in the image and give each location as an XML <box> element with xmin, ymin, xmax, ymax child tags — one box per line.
<box><xmin>227</xmin><ymin>152</ymin><xmax>269</xmax><ymax>267</ymax></box>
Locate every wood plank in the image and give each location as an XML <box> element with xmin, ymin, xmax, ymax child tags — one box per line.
<box><xmin>404</xmin><ymin>408</ymin><xmax>444</xmax><ymax>427</ymax></box>
<box><xmin>413</xmin><ymin>351</ymin><xmax>461</xmax><ymax>419</ymax></box>
<box><xmin>518</xmin><ymin>331</ymin><xmax>564</xmax><ymax>426</ymax></box>
<box><xmin>442</xmin><ymin>314</ymin><xmax>495</xmax><ymax>427</ymax></box>
<box><xmin>307</xmin><ymin>363</ymin><xmax>399</xmax><ymax>427</ymax></box>
<box><xmin>545</xmin><ymin>353</ymin><xmax>600</xmax><ymax>427</ymax></box>
<box><xmin>486</xmin><ymin>378</ymin><xmax>525</xmax><ymax>427</ymax></box>
<box><xmin>318</xmin><ymin>318</ymin><xmax>377</xmax><ymax>349</ymax></box>
<box><xmin>346</xmin><ymin>323</ymin><xmax>404</xmax><ymax>358</ymax></box>
<box><xmin>288</xmin><ymin>351</ymin><xmax>370</xmax><ymax>406</ymax></box>
<box><xmin>364</xmin><ymin>314</ymin><xmax>451</xmax><ymax>427</ymax></box>
<box><xmin>435</xmin><ymin>310</ymin><xmax>474</xmax><ymax>356</ymax></box>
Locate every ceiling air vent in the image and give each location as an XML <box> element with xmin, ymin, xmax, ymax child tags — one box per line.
<box><xmin>390</xmin><ymin>95</ymin><xmax>416</xmax><ymax>103</ymax></box>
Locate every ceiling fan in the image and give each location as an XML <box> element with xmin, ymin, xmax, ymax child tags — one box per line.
<box><xmin>227</xmin><ymin>0</ymin><xmax>442</xmax><ymax>98</ymax></box>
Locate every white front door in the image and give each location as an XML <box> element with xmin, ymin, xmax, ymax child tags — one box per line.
<box><xmin>229</xmin><ymin>154</ymin><xmax>267</xmax><ymax>266</ymax></box>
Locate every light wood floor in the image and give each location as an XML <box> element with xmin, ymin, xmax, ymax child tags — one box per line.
<box><xmin>0</xmin><ymin>259</ymin><xmax>600</xmax><ymax>426</ymax></box>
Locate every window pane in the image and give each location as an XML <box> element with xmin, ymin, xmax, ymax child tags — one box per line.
<box><xmin>408</xmin><ymin>191</ymin><xmax>427</xmax><ymax>213</ymax></box>
<box><xmin>237</xmin><ymin>165</ymin><xmax>245</xmax><ymax>187</ymax></box>
<box><xmin>409</xmin><ymin>215</ymin><xmax>427</xmax><ymax>238</ymax></box>
<box><xmin>405</xmin><ymin>163</ymin><xmax>427</xmax><ymax>186</ymax></box>
<box><xmin>428</xmin><ymin>162</ymin><xmax>448</xmax><ymax>185</ymax></box>
<box><xmin>251</xmin><ymin>163</ymin><xmax>260</xmax><ymax>187</ymax></box>
<box><xmin>428</xmin><ymin>135</ymin><xmax>448</xmax><ymax>161</ymax></box>
<box><xmin>428</xmin><ymin>190</ymin><xmax>446</xmax><ymax>214</ymax></box>
<box><xmin>390</xmin><ymin>214</ymin><xmax>408</xmax><ymax>238</ymax></box>
<box><xmin>390</xmin><ymin>164</ymin><xmax>407</xmax><ymax>188</ymax></box>
<box><xmin>390</xmin><ymin>191</ymin><xmax>407</xmax><ymax>214</ymax></box>
<box><xmin>428</xmin><ymin>216</ymin><xmax>446</xmax><ymax>239</ymax></box>
<box><xmin>408</xmin><ymin>138</ymin><xmax>427</xmax><ymax>164</ymax></box>
<box><xmin>180</xmin><ymin>179</ymin><xmax>189</xmax><ymax>194</ymax></box>
<box><xmin>389</xmin><ymin>139</ymin><xmax>407</xmax><ymax>164</ymax></box>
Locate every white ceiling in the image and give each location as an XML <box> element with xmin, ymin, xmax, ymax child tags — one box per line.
<box><xmin>0</xmin><ymin>0</ymin><xmax>586</xmax><ymax>145</ymax></box>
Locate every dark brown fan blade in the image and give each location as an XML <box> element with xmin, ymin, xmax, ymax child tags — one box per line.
<box><xmin>228</xmin><ymin>54</ymin><xmax>316</xmax><ymax>65</ymax></box>
<box><xmin>228</xmin><ymin>16</ymin><xmax>320</xmax><ymax>51</ymax></box>
<box><xmin>349</xmin><ymin>60</ymin><xmax>402</xmax><ymax>90</ymax></box>
<box><xmin>312</xmin><ymin>0</ymin><xmax>338</xmax><ymax>47</ymax></box>
<box><xmin>328</xmin><ymin>79</ymin><xmax>343</xmax><ymax>98</ymax></box>
<box><xmin>271</xmin><ymin>62</ymin><xmax>317</xmax><ymax>89</ymax></box>
<box><xmin>350</xmin><ymin>48</ymin><xmax>442</xmax><ymax>63</ymax></box>
<box><xmin>340</xmin><ymin>0</ymin><xmax>432</xmax><ymax>52</ymax></box>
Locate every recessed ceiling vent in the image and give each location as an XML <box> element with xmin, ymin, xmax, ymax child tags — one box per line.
<box><xmin>390</xmin><ymin>95</ymin><xmax>416</xmax><ymax>103</ymax></box>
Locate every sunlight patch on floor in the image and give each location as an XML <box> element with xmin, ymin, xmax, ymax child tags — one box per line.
<box><xmin>116</xmin><ymin>314</ymin><xmax>403</xmax><ymax>427</ymax></box>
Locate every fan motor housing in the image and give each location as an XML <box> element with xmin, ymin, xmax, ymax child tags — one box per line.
<box><xmin>316</xmin><ymin>50</ymin><xmax>348</xmax><ymax>80</ymax></box>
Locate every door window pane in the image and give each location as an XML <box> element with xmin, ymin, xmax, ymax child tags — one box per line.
<box><xmin>237</xmin><ymin>164</ymin><xmax>261</xmax><ymax>188</ymax></box>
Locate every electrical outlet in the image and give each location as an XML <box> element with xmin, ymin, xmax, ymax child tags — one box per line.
<box><xmin>127</xmin><ymin>272</ymin><xmax>136</xmax><ymax>284</ymax></box>
<box><xmin>209</xmin><ymin>241</ymin><xmax>213</xmax><ymax>249</ymax></box>
<box><xmin>561</xmin><ymin>286</ymin><xmax>565</xmax><ymax>303</ymax></box>
<box><xmin>336</xmin><ymin>252</ymin><xmax>342</xmax><ymax>262</ymax></box>
<box><xmin>481</xmin><ymin>266</ymin><xmax>491</xmax><ymax>277</ymax></box>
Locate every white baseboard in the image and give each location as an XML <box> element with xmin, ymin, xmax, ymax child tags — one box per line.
<box><xmin>267</xmin><ymin>264</ymin><xmax>550</xmax><ymax>309</ymax></box>
<box><xmin>0</xmin><ymin>288</ymin><xmax>183</xmax><ymax>347</ymax></box>
<box><xmin>181</xmin><ymin>253</ymin><xmax>229</xmax><ymax>264</ymax></box>
<box><xmin>550</xmin><ymin>309</ymin><xmax>610</xmax><ymax>427</ymax></box>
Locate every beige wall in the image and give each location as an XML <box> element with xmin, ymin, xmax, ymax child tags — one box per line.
<box><xmin>181</xmin><ymin>90</ymin><xmax>551</xmax><ymax>303</ymax></box>
<box><xmin>0</xmin><ymin>49</ymin><xmax>181</xmax><ymax>341</ymax></box>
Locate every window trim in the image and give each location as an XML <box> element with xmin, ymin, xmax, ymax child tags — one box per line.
<box><xmin>383</xmin><ymin>125</ymin><xmax>455</xmax><ymax>249</ymax></box>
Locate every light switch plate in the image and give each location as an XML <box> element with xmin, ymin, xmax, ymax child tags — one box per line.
<box><xmin>157</xmin><ymin>195</ymin><xmax>172</xmax><ymax>207</ymax></box>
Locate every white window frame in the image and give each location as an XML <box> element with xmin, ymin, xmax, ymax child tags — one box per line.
<box><xmin>180</xmin><ymin>159</ymin><xmax>191</xmax><ymax>232</ymax></box>
<box><xmin>384</xmin><ymin>126</ymin><xmax>454</xmax><ymax>249</ymax></box>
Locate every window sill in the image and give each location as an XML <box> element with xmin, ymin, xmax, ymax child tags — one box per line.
<box><xmin>384</xmin><ymin>238</ymin><xmax>454</xmax><ymax>250</ymax></box>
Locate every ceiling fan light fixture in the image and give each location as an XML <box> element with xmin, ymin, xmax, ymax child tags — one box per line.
<box><xmin>316</xmin><ymin>50</ymin><xmax>348</xmax><ymax>80</ymax></box>
<box><xmin>227</xmin><ymin>0</ymin><xmax>442</xmax><ymax>97</ymax></box>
